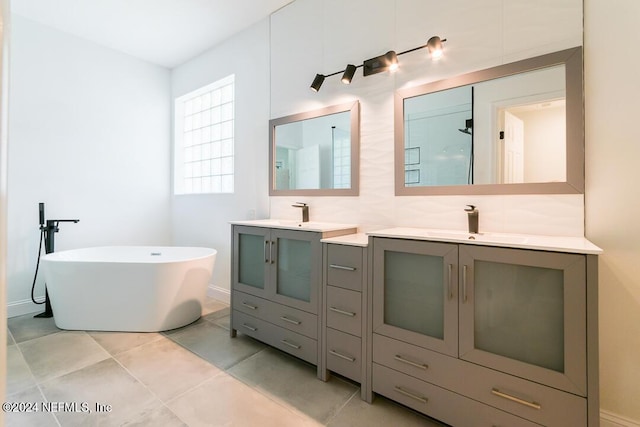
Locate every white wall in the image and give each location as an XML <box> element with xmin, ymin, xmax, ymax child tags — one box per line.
<box><xmin>269</xmin><ymin>0</ymin><xmax>584</xmax><ymax>238</ymax></box>
<box><xmin>6</xmin><ymin>16</ymin><xmax>172</xmax><ymax>316</ymax></box>
<box><xmin>170</xmin><ymin>19</ymin><xmax>271</xmax><ymax>299</ymax></box>
<box><xmin>585</xmin><ymin>0</ymin><xmax>640</xmax><ymax>424</ymax></box>
<box><xmin>0</xmin><ymin>0</ymin><xmax>9</xmax><ymax>416</ymax></box>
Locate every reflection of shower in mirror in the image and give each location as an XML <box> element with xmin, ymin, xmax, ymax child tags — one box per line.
<box><xmin>458</xmin><ymin>118</ymin><xmax>473</xmax><ymax>135</ymax></box>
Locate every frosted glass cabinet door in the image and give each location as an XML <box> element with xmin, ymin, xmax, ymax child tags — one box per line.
<box><xmin>458</xmin><ymin>245</ymin><xmax>587</xmax><ymax>396</ymax></box>
<box><xmin>233</xmin><ymin>226</ymin><xmax>270</xmax><ymax>298</ymax></box>
<box><xmin>372</xmin><ymin>238</ymin><xmax>459</xmax><ymax>356</ymax></box>
<box><xmin>269</xmin><ymin>229</ymin><xmax>321</xmax><ymax>314</ymax></box>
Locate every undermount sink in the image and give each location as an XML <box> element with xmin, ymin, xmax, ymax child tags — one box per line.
<box><xmin>424</xmin><ymin>230</ymin><xmax>529</xmax><ymax>245</ymax></box>
<box><xmin>230</xmin><ymin>219</ymin><xmax>358</xmax><ymax>233</ymax></box>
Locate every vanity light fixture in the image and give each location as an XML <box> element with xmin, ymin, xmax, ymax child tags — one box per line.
<box><xmin>310</xmin><ymin>35</ymin><xmax>446</xmax><ymax>92</ymax></box>
<box><xmin>427</xmin><ymin>36</ymin><xmax>445</xmax><ymax>60</ymax></box>
<box><xmin>341</xmin><ymin>64</ymin><xmax>357</xmax><ymax>84</ymax></box>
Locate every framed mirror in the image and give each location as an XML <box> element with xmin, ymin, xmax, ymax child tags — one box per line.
<box><xmin>395</xmin><ymin>47</ymin><xmax>583</xmax><ymax>195</ymax></box>
<box><xmin>270</xmin><ymin>101</ymin><xmax>360</xmax><ymax>196</ymax></box>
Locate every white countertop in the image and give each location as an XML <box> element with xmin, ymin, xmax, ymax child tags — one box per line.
<box><xmin>230</xmin><ymin>219</ymin><xmax>358</xmax><ymax>233</ymax></box>
<box><xmin>366</xmin><ymin>227</ymin><xmax>602</xmax><ymax>255</ymax></box>
<box><xmin>321</xmin><ymin>233</ymin><xmax>369</xmax><ymax>247</ymax></box>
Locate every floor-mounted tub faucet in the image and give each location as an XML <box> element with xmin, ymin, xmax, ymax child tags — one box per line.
<box><xmin>292</xmin><ymin>202</ymin><xmax>309</xmax><ymax>222</ymax></box>
<box><xmin>465</xmin><ymin>205</ymin><xmax>479</xmax><ymax>234</ymax></box>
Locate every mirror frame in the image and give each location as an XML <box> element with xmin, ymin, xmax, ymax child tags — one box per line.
<box><xmin>394</xmin><ymin>47</ymin><xmax>583</xmax><ymax>195</ymax></box>
<box><xmin>269</xmin><ymin>101</ymin><xmax>360</xmax><ymax>196</ymax></box>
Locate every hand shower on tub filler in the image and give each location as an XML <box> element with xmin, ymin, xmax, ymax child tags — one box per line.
<box><xmin>32</xmin><ymin>202</ymin><xmax>80</xmax><ymax>318</ymax></box>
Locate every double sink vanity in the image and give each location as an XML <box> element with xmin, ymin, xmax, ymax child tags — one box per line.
<box><xmin>235</xmin><ymin>43</ymin><xmax>597</xmax><ymax>426</ymax></box>
<box><xmin>230</xmin><ymin>219</ymin><xmax>601</xmax><ymax>427</ymax></box>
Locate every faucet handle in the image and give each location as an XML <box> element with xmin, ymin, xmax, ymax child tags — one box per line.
<box><xmin>465</xmin><ymin>204</ymin><xmax>477</xmax><ymax>212</ymax></box>
<box><xmin>292</xmin><ymin>202</ymin><xmax>307</xmax><ymax>208</ymax></box>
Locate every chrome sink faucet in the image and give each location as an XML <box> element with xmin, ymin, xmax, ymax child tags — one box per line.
<box><xmin>292</xmin><ymin>202</ymin><xmax>309</xmax><ymax>222</ymax></box>
<box><xmin>465</xmin><ymin>205</ymin><xmax>479</xmax><ymax>234</ymax></box>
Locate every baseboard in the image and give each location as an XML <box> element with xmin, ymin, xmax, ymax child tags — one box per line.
<box><xmin>7</xmin><ymin>297</ymin><xmax>46</xmax><ymax>318</ymax></box>
<box><xmin>601</xmin><ymin>410</ymin><xmax>640</xmax><ymax>427</ymax></box>
<box><xmin>207</xmin><ymin>284</ymin><xmax>230</xmax><ymax>304</ymax></box>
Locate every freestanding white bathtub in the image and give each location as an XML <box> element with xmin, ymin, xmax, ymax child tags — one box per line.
<box><xmin>41</xmin><ymin>246</ymin><xmax>217</xmax><ymax>332</ymax></box>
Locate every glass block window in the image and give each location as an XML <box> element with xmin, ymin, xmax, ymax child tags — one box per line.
<box><xmin>174</xmin><ymin>75</ymin><xmax>234</xmax><ymax>194</ymax></box>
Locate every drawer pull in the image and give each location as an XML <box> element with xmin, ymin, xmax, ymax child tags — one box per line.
<box><xmin>329</xmin><ymin>264</ymin><xmax>356</xmax><ymax>271</ymax></box>
<box><xmin>279</xmin><ymin>316</ymin><xmax>301</xmax><ymax>325</ymax></box>
<box><xmin>491</xmin><ymin>388</ymin><xmax>541</xmax><ymax>410</ymax></box>
<box><xmin>280</xmin><ymin>339</ymin><xmax>301</xmax><ymax>350</ymax></box>
<box><xmin>329</xmin><ymin>307</ymin><xmax>356</xmax><ymax>317</ymax></box>
<box><xmin>393</xmin><ymin>386</ymin><xmax>428</xmax><ymax>404</ymax></box>
<box><xmin>241</xmin><ymin>302</ymin><xmax>258</xmax><ymax>310</ymax></box>
<box><xmin>329</xmin><ymin>349</ymin><xmax>356</xmax><ymax>362</ymax></box>
<box><xmin>242</xmin><ymin>324</ymin><xmax>257</xmax><ymax>332</ymax></box>
<box><xmin>394</xmin><ymin>355</ymin><xmax>429</xmax><ymax>370</ymax></box>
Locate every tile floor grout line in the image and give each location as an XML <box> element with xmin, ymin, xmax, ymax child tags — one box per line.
<box><xmin>322</xmin><ymin>386</ymin><xmax>360</xmax><ymax>426</ymax></box>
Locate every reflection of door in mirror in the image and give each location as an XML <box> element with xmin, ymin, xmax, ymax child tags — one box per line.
<box><xmin>497</xmin><ymin>98</ymin><xmax>566</xmax><ymax>184</ymax></box>
<box><xmin>502</xmin><ymin>111</ymin><xmax>524</xmax><ymax>183</ymax></box>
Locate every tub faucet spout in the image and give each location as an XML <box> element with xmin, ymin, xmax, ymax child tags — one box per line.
<box><xmin>292</xmin><ymin>202</ymin><xmax>309</xmax><ymax>222</ymax></box>
<box><xmin>465</xmin><ymin>205</ymin><xmax>479</xmax><ymax>234</ymax></box>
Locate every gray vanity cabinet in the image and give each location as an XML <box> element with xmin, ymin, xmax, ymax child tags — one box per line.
<box><xmin>372</xmin><ymin>238</ymin><xmax>459</xmax><ymax>357</ymax></box>
<box><xmin>370</xmin><ymin>236</ymin><xmax>599</xmax><ymax>427</ymax></box>
<box><xmin>232</xmin><ymin>225</ymin><xmax>320</xmax><ymax>314</ymax></box>
<box><xmin>231</xmin><ymin>223</ymin><xmax>356</xmax><ymax>379</ymax></box>
<box><xmin>231</xmin><ymin>225</ymin><xmax>322</xmax><ymax>372</ymax></box>
<box><xmin>321</xmin><ymin>241</ymin><xmax>368</xmax><ymax>399</ymax></box>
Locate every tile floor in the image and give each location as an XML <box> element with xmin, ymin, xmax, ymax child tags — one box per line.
<box><xmin>5</xmin><ymin>298</ymin><xmax>446</xmax><ymax>426</ymax></box>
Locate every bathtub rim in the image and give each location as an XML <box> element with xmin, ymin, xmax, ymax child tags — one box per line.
<box><xmin>40</xmin><ymin>245</ymin><xmax>217</xmax><ymax>265</ymax></box>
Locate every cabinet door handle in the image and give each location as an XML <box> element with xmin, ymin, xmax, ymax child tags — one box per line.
<box><xmin>242</xmin><ymin>324</ymin><xmax>257</xmax><ymax>332</ymax></box>
<box><xmin>329</xmin><ymin>349</ymin><xmax>356</xmax><ymax>362</ymax></box>
<box><xmin>491</xmin><ymin>388</ymin><xmax>541</xmax><ymax>410</ymax></box>
<box><xmin>264</xmin><ymin>240</ymin><xmax>270</xmax><ymax>263</ymax></box>
<box><xmin>447</xmin><ymin>263</ymin><xmax>453</xmax><ymax>300</ymax></box>
<box><xmin>462</xmin><ymin>265</ymin><xmax>468</xmax><ymax>303</ymax></box>
<box><xmin>394</xmin><ymin>354</ymin><xmax>429</xmax><ymax>370</ymax></box>
<box><xmin>241</xmin><ymin>302</ymin><xmax>258</xmax><ymax>310</ymax></box>
<box><xmin>393</xmin><ymin>386</ymin><xmax>428</xmax><ymax>404</ymax></box>
<box><xmin>279</xmin><ymin>316</ymin><xmax>301</xmax><ymax>325</ymax></box>
<box><xmin>270</xmin><ymin>241</ymin><xmax>276</xmax><ymax>264</ymax></box>
<box><xmin>329</xmin><ymin>307</ymin><xmax>356</xmax><ymax>317</ymax></box>
<box><xmin>280</xmin><ymin>339</ymin><xmax>301</xmax><ymax>349</ymax></box>
<box><xmin>329</xmin><ymin>264</ymin><xmax>356</xmax><ymax>271</ymax></box>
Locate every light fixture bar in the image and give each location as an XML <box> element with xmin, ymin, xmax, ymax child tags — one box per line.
<box><xmin>310</xmin><ymin>36</ymin><xmax>446</xmax><ymax>92</ymax></box>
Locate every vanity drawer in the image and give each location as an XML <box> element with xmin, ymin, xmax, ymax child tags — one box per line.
<box><xmin>234</xmin><ymin>291</ymin><xmax>317</xmax><ymax>339</ymax></box>
<box><xmin>233</xmin><ymin>291</ymin><xmax>269</xmax><ymax>321</ymax></box>
<box><xmin>373</xmin><ymin>333</ymin><xmax>449</xmax><ymax>384</ymax></box>
<box><xmin>373</xmin><ymin>335</ymin><xmax>586</xmax><ymax>426</ymax></box>
<box><xmin>327</xmin><ymin>244</ymin><xmax>362</xmax><ymax>291</ymax></box>
<box><xmin>373</xmin><ymin>363</ymin><xmax>540</xmax><ymax>427</ymax></box>
<box><xmin>326</xmin><ymin>286</ymin><xmax>362</xmax><ymax>337</ymax></box>
<box><xmin>232</xmin><ymin>309</ymin><xmax>269</xmax><ymax>341</ymax></box>
<box><xmin>268</xmin><ymin>301</ymin><xmax>318</xmax><ymax>340</ymax></box>
<box><xmin>232</xmin><ymin>310</ymin><xmax>317</xmax><ymax>365</ymax></box>
<box><xmin>454</xmin><ymin>357</ymin><xmax>587</xmax><ymax>427</ymax></box>
<box><xmin>326</xmin><ymin>328</ymin><xmax>361</xmax><ymax>382</ymax></box>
